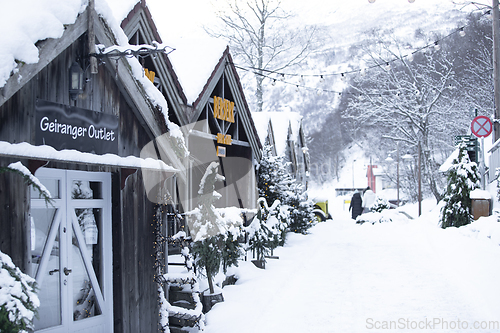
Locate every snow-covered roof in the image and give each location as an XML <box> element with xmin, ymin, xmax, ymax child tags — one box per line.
<box><xmin>251</xmin><ymin>111</ymin><xmax>303</xmax><ymax>156</ymax></box>
<box><xmin>0</xmin><ymin>0</ymin><xmax>187</xmax><ymax>141</ymax></box>
<box><xmin>0</xmin><ymin>141</ymin><xmax>178</xmax><ymax>172</ymax></box>
<box><xmin>167</xmin><ymin>38</ymin><xmax>228</xmax><ymax>105</ymax></box>
<box><xmin>143</xmin><ymin>2</ymin><xmax>228</xmax><ymax>106</ymax></box>
<box><xmin>0</xmin><ymin>0</ymin><xmax>84</xmax><ymax>88</ymax></box>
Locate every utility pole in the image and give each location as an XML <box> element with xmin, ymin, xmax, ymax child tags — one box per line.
<box><xmin>418</xmin><ymin>141</ymin><xmax>422</xmax><ymax>217</ymax></box>
<box><xmin>493</xmin><ymin>0</ymin><xmax>500</xmax><ymax>141</ymax></box>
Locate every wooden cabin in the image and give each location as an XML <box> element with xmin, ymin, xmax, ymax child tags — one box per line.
<box><xmin>119</xmin><ymin>1</ymin><xmax>262</xmax><ymax>240</ymax></box>
<box><xmin>252</xmin><ymin>112</ymin><xmax>310</xmax><ymax>190</ymax></box>
<box><xmin>0</xmin><ymin>3</ymin><xmax>186</xmax><ymax>333</ymax></box>
<box><xmin>166</xmin><ymin>46</ymin><xmax>263</xmax><ymax>233</ymax></box>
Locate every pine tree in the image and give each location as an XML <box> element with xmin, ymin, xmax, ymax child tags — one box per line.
<box><xmin>371</xmin><ymin>197</ymin><xmax>391</xmax><ymax>213</ymax></box>
<box><xmin>257</xmin><ymin>145</ymin><xmax>293</xmax><ymax>207</ymax></box>
<box><xmin>440</xmin><ymin>142</ymin><xmax>480</xmax><ymax>228</ymax></box>
<box><xmin>286</xmin><ymin>182</ymin><xmax>316</xmax><ymax>234</ymax></box>
<box><xmin>190</xmin><ymin>162</ymin><xmax>225</xmax><ymax>294</ymax></box>
<box><xmin>189</xmin><ymin>162</ymin><xmax>243</xmax><ymax>294</ymax></box>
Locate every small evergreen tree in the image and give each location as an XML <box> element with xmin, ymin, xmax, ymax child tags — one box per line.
<box><xmin>190</xmin><ymin>162</ymin><xmax>225</xmax><ymax>294</ymax></box>
<box><xmin>286</xmin><ymin>183</ymin><xmax>316</xmax><ymax>234</ymax></box>
<box><xmin>257</xmin><ymin>145</ymin><xmax>293</xmax><ymax>207</ymax></box>
<box><xmin>440</xmin><ymin>142</ymin><xmax>480</xmax><ymax>228</ymax></box>
<box><xmin>371</xmin><ymin>197</ymin><xmax>390</xmax><ymax>213</ymax></box>
<box><xmin>189</xmin><ymin>162</ymin><xmax>243</xmax><ymax>294</ymax></box>
<box><xmin>220</xmin><ymin>233</ymin><xmax>241</xmax><ymax>274</ymax></box>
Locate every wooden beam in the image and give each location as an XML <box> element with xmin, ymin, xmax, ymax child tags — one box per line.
<box><xmin>88</xmin><ymin>0</ymin><xmax>98</xmax><ymax>74</ymax></box>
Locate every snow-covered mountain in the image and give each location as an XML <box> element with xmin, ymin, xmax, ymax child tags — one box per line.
<box><xmin>254</xmin><ymin>0</ymin><xmax>474</xmax><ymax>132</ymax></box>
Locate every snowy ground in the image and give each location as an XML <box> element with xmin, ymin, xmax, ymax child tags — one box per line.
<box><xmin>200</xmin><ymin>198</ymin><xmax>500</xmax><ymax>333</ymax></box>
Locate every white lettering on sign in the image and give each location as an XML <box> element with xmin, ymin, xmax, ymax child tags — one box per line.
<box><xmin>40</xmin><ymin>116</ymin><xmax>116</xmax><ymax>141</ymax></box>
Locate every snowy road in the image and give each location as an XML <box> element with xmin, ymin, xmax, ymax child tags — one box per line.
<box><xmin>204</xmin><ymin>210</ymin><xmax>500</xmax><ymax>333</ymax></box>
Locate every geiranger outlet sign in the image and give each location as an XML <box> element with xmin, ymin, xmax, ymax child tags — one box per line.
<box><xmin>36</xmin><ymin>100</ymin><xmax>119</xmax><ymax>155</ymax></box>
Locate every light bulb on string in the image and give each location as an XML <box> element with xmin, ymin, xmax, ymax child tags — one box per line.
<box><xmin>317</xmin><ymin>89</ymin><xmax>323</xmax><ymax>96</ymax></box>
<box><xmin>434</xmin><ymin>42</ymin><xmax>441</xmax><ymax>51</ymax></box>
<box><xmin>385</xmin><ymin>62</ymin><xmax>391</xmax><ymax>71</ymax></box>
<box><xmin>407</xmin><ymin>52</ymin><xmax>414</xmax><ymax>62</ymax></box>
<box><xmin>319</xmin><ymin>75</ymin><xmax>324</xmax><ymax>83</ymax></box>
<box><xmin>295</xmin><ymin>85</ymin><xmax>299</xmax><ymax>92</ymax></box>
<box><xmin>459</xmin><ymin>28</ymin><xmax>466</xmax><ymax>37</ymax></box>
<box><xmin>300</xmin><ymin>75</ymin><xmax>305</xmax><ymax>85</ymax></box>
<box><xmin>341</xmin><ymin>73</ymin><xmax>347</xmax><ymax>82</ymax></box>
<box><xmin>280</xmin><ymin>73</ymin><xmax>285</xmax><ymax>81</ymax></box>
<box><xmin>272</xmin><ymin>79</ymin><xmax>276</xmax><ymax>86</ymax></box>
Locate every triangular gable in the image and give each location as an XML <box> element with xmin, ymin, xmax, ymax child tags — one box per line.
<box><xmin>120</xmin><ymin>1</ymin><xmax>189</xmax><ymax>126</ymax></box>
<box><xmin>188</xmin><ymin>48</ymin><xmax>261</xmax><ymax>160</ymax></box>
<box><xmin>251</xmin><ymin>112</ymin><xmax>277</xmax><ymax>156</ymax></box>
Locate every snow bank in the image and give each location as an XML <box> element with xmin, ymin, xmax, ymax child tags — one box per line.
<box><xmin>458</xmin><ymin>216</ymin><xmax>500</xmax><ymax>246</ymax></box>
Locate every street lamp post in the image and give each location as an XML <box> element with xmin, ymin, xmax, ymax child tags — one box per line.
<box><xmin>401</xmin><ymin>144</ymin><xmax>421</xmax><ymax>217</ymax></box>
<box><xmin>385</xmin><ymin>143</ymin><xmax>400</xmax><ymax>207</ymax></box>
<box><xmin>417</xmin><ymin>141</ymin><xmax>422</xmax><ymax>217</ymax></box>
<box><xmin>494</xmin><ymin>0</ymin><xmax>500</xmax><ymax>141</ymax></box>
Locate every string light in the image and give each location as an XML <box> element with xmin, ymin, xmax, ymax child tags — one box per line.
<box><xmin>232</xmin><ymin>6</ymin><xmax>491</xmax><ymax>95</ymax></box>
<box><xmin>368</xmin><ymin>0</ymin><xmax>415</xmax><ymax>2</ymax></box>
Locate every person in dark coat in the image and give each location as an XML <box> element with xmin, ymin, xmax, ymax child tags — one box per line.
<box><xmin>349</xmin><ymin>191</ymin><xmax>363</xmax><ymax>220</ymax></box>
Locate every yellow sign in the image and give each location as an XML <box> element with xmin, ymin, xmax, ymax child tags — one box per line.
<box><xmin>216</xmin><ymin>133</ymin><xmax>232</xmax><ymax>145</ymax></box>
<box><xmin>144</xmin><ymin>68</ymin><xmax>156</xmax><ymax>83</ymax></box>
<box><xmin>213</xmin><ymin>96</ymin><xmax>235</xmax><ymax>123</ymax></box>
<box><xmin>217</xmin><ymin>146</ymin><xmax>226</xmax><ymax>157</ymax></box>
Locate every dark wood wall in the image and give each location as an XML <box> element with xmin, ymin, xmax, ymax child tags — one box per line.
<box><xmin>0</xmin><ymin>33</ymin><xmax>159</xmax><ymax>333</ymax></box>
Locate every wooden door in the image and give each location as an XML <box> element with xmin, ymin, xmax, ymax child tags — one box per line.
<box><xmin>30</xmin><ymin>169</ymin><xmax>113</xmax><ymax>333</ymax></box>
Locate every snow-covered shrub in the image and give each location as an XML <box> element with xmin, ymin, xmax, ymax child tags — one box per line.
<box><xmin>257</xmin><ymin>145</ymin><xmax>292</xmax><ymax>207</ymax></box>
<box><xmin>0</xmin><ymin>250</ymin><xmax>39</xmax><ymax>333</ymax></box>
<box><xmin>246</xmin><ymin>198</ymin><xmax>287</xmax><ymax>261</ymax></box>
<box><xmin>370</xmin><ymin>197</ymin><xmax>391</xmax><ymax>213</ymax></box>
<box><xmin>187</xmin><ymin>162</ymin><xmax>245</xmax><ymax>294</ymax></box>
<box><xmin>440</xmin><ymin>142</ymin><xmax>480</xmax><ymax>229</ymax></box>
<box><xmin>286</xmin><ymin>184</ymin><xmax>316</xmax><ymax>234</ymax></box>
<box><xmin>356</xmin><ymin>212</ymin><xmax>393</xmax><ymax>225</ymax></box>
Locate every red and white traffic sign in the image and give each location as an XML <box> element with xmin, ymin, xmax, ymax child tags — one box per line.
<box><xmin>471</xmin><ymin>116</ymin><xmax>492</xmax><ymax>138</ymax></box>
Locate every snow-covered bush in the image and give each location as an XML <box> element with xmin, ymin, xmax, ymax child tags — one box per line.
<box><xmin>286</xmin><ymin>184</ymin><xmax>316</xmax><ymax>234</ymax></box>
<box><xmin>356</xmin><ymin>212</ymin><xmax>392</xmax><ymax>225</ymax></box>
<box><xmin>246</xmin><ymin>198</ymin><xmax>287</xmax><ymax>261</ymax></box>
<box><xmin>370</xmin><ymin>197</ymin><xmax>391</xmax><ymax>213</ymax></box>
<box><xmin>440</xmin><ymin>142</ymin><xmax>480</xmax><ymax>229</ymax></box>
<box><xmin>0</xmin><ymin>250</ymin><xmax>39</xmax><ymax>333</ymax></box>
<box><xmin>187</xmin><ymin>162</ymin><xmax>245</xmax><ymax>294</ymax></box>
<box><xmin>257</xmin><ymin>145</ymin><xmax>294</xmax><ymax>207</ymax></box>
